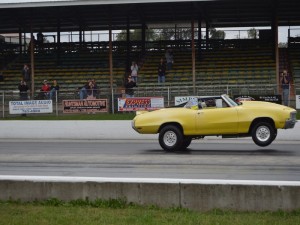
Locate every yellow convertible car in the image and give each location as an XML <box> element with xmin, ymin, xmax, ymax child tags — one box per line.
<box><xmin>132</xmin><ymin>94</ymin><xmax>297</xmax><ymax>151</ymax></box>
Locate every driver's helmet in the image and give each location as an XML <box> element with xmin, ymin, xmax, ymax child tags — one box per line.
<box><xmin>185</xmin><ymin>99</ymin><xmax>198</xmax><ymax>110</ymax></box>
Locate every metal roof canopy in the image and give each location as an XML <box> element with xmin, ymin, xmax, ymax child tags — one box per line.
<box><xmin>0</xmin><ymin>0</ymin><xmax>300</xmax><ymax>33</ymax></box>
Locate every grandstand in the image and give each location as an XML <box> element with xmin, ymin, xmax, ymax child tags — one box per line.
<box><xmin>0</xmin><ymin>38</ymin><xmax>291</xmax><ymax>98</ymax></box>
<box><xmin>0</xmin><ymin>51</ymin><xmax>126</xmax><ymax>92</ymax></box>
<box><xmin>0</xmin><ymin>0</ymin><xmax>300</xmax><ymax>106</ymax></box>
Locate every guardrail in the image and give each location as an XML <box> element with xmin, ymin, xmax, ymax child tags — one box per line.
<box><xmin>0</xmin><ymin>83</ymin><xmax>295</xmax><ymax>118</ymax></box>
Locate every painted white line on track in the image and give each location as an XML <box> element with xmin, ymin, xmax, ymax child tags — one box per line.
<box><xmin>0</xmin><ymin>175</ymin><xmax>300</xmax><ymax>186</ymax></box>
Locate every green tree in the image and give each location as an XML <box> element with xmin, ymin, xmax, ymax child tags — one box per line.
<box><xmin>115</xmin><ymin>29</ymin><xmax>159</xmax><ymax>41</ymax></box>
<box><xmin>248</xmin><ymin>28</ymin><xmax>258</xmax><ymax>39</ymax></box>
<box><xmin>115</xmin><ymin>28</ymin><xmax>195</xmax><ymax>41</ymax></box>
<box><xmin>158</xmin><ymin>28</ymin><xmax>194</xmax><ymax>40</ymax></box>
<box><xmin>209</xmin><ymin>28</ymin><xmax>225</xmax><ymax>39</ymax></box>
<box><xmin>278</xmin><ymin>42</ymin><xmax>287</xmax><ymax>48</ymax></box>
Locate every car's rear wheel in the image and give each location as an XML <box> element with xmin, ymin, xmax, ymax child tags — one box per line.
<box><xmin>159</xmin><ymin>125</ymin><xmax>184</xmax><ymax>152</ymax></box>
<box><xmin>251</xmin><ymin>122</ymin><xmax>276</xmax><ymax>147</ymax></box>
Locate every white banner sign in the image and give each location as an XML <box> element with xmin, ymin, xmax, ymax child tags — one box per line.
<box><xmin>174</xmin><ymin>96</ymin><xmax>198</xmax><ymax>106</ymax></box>
<box><xmin>296</xmin><ymin>95</ymin><xmax>300</xmax><ymax>109</ymax></box>
<box><xmin>9</xmin><ymin>100</ymin><xmax>53</xmax><ymax>114</ymax></box>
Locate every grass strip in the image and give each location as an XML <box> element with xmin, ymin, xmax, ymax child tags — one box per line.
<box><xmin>0</xmin><ymin>199</ymin><xmax>299</xmax><ymax>225</ymax></box>
<box><xmin>0</xmin><ymin>113</ymin><xmax>136</xmax><ymax>120</ymax></box>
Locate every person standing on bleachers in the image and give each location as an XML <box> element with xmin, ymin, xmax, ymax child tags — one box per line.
<box><xmin>280</xmin><ymin>69</ymin><xmax>290</xmax><ymax>106</ymax></box>
<box><xmin>22</xmin><ymin>64</ymin><xmax>30</xmax><ymax>82</ymax></box>
<box><xmin>49</xmin><ymin>80</ymin><xmax>60</xmax><ymax>100</ymax></box>
<box><xmin>165</xmin><ymin>49</ymin><xmax>174</xmax><ymax>70</ymax></box>
<box><xmin>86</xmin><ymin>79</ymin><xmax>98</xmax><ymax>99</ymax></box>
<box><xmin>125</xmin><ymin>76</ymin><xmax>137</xmax><ymax>97</ymax></box>
<box><xmin>158</xmin><ymin>58</ymin><xmax>166</xmax><ymax>83</ymax></box>
<box><xmin>79</xmin><ymin>79</ymin><xmax>91</xmax><ymax>100</ymax></box>
<box><xmin>18</xmin><ymin>80</ymin><xmax>29</xmax><ymax>100</ymax></box>
<box><xmin>18</xmin><ymin>79</ymin><xmax>29</xmax><ymax>116</ymax></box>
<box><xmin>130</xmin><ymin>61</ymin><xmax>139</xmax><ymax>83</ymax></box>
<box><xmin>90</xmin><ymin>79</ymin><xmax>98</xmax><ymax>98</ymax></box>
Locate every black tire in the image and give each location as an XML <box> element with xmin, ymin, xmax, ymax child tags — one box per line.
<box><xmin>251</xmin><ymin>122</ymin><xmax>276</xmax><ymax>147</ymax></box>
<box><xmin>159</xmin><ymin>125</ymin><xmax>184</xmax><ymax>152</ymax></box>
<box><xmin>182</xmin><ymin>136</ymin><xmax>192</xmax><ymax>150</ymax></box>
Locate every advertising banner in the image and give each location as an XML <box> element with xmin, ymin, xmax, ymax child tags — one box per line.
<box><xmin>233</xmin><ymin>95</ymin><xmax>282</xmax><ymax>104</ymax></box>
<box><xmin>296</xmin><ymin>95</ymin><xmax>300</xmax><ymax>109</ymax></box>
<box><xmin>63</xmin><ymin>99</ymin><xmax>108</xmax><ymax>113</ymax></box>
<box><xmin>9</xmin><ymin>100</ymin><xmax>53</xmax><ymax>114</ymax></box>
<box><xmin>118</xmin><ymin>97</ymin><xmax>164</xmax><ymax>111</ymax></box>
<box><xmin>174</xmin><ymin>96</ymin><xmax>198</xmax><ymax>106</ymax></box>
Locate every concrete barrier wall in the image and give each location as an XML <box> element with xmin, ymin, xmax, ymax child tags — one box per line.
<box><xmin>1</xmin><ymin>176</ymin><xmax>299</xmax><ymax>211</ymax></box>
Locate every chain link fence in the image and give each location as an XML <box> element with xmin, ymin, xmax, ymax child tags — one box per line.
<box><xmin>0</xmin><ymin>83</ymin><xmax>297</xmax><ymax>118</ymax></box>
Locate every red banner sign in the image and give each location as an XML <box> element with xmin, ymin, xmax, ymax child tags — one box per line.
<box><xmin>118</xmin><ymin>97</ymin><xmax>164</xmax><ymax>111</ymax></box>
<box><xmin>63</xmin><ymin>99</ymin><xmax>108</xmax><ymax>113</ymax></box>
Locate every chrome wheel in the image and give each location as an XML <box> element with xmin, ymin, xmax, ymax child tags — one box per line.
<box><xmin>251</xmin><ymin>122</ymin><xmax>276</xmax><ymax>147</ymax></box>
<box><xmin>256</xmin><ymin>125</ymin><xmax>270</xmax><ymax>142</ymax></box>
<box><xmin>159</xmin><ymin>125</ymin><xmax>184</xmax><ymax>151</ymax></box>
<box><xmin>163</xmin><ymin>131</ymin><xmax>177</xmax><ymax>147</ymax></box>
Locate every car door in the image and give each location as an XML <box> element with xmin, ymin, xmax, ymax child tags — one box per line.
<box><xmin>195</xmin><ymin>106</ymin><xmax>239</xmax><ymax>135</ymax></box>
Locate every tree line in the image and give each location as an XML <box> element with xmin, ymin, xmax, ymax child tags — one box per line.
<box><xmin>116</xmin><ymin>28</ymin><xmax>259</xmax><ymax>41</ymax></box>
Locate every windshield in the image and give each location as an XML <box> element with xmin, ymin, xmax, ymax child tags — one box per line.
<box><xmin>222</xmin><ymin>94</ymin><xmax>238</xmax><ymax>107</ymax></box>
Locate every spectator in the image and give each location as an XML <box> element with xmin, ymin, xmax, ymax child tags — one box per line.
<box><xmin>125</xmin><ymin>76</ymin><xmax>137</xmax><ymax>97</ymax></box>
<box><xmin>158</xmin><ymin>58</ymin><xmax>166</xmax><ymax>83</ymax></box>
<box><xmin>22</xmin><ymin>64</ymin><xmax>30</xmax><ymax>82</ymax></box>
<box><xmin>38</xmin><ymin>79</ymin><xmax>51</xmax><ymax>99</ymax></box>
<box><xmin>86</xmin><ymin>79</ymin><xmax>97</xmax><ymax>99</ymax></box>
<box><xmin>280</xmin><ymin>69</ymin><xmax>290</xmax><ymax>106</ymax></box>
<box><xmin>18</xmin><ymin>80</ymin><xmax>29</xmax><ymax>100</ymax></box>
<box><xmin>165</xmin><ymin>49</ymin><xmax>174</xmax><ymax>70</ymax></box>
<box><xmin>49</xmin><ymin>79</ymin><xmax>59</xmax><ymax>100</ymax></box>
<box><xmin>37</xmin><ymin>31</ymin><xmax>44</xmax><ymax>44</ymax></box>
<box><xmin>130</xmin><ymin>61</ymin><xmax>139</xmax><ymax>83</ymax></box>
<box><xmin>90</xmin><ymin>79</ymin><xmax>98</xmax><ymax>98</ymax></box>
<box><xmin>79</xmin><ymin>80</ymin><xmax>91</xmax><ymax>100</ymax></box>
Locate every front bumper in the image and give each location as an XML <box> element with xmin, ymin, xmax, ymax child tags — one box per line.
<box><xmin>284</xmin><ymin>111</ymin><xmax>297</xmax><ymax>129</ymax></box>
<box><xmin>284</xmin><ymin>118</ymin><xmax>297</xmax><ymax>129</ymax></box>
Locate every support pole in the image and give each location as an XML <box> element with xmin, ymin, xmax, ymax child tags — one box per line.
<box><xmin>198</xmin><ymin>17</ymin><xmax>202</xmax><ymax>59</ymax></box>
<box><xmin>126</xmin><ymin>16</ymin><xmax>130</xmax><ymax>72</ymax></box>
<box><xmin>206</xmin><ymin>21</ymin><xmax>209</xmax><ymax>50</ymax></box>
<box><xmin>19</xmin><ymin>28</ymin><xmax>22</xmax><ymax>55</ymax></box>
<box><xmin>109</xmin><ymin>13</ymin><xmax>114</xmax><ymax>113</ymax></box>
<box><xmin>272</xmin><ymin>7</ymin><xmax>279</xmax><ymax>94</ymax></box>
<box><xmin>142</xmin><ymin>22</ymin><xmax>146</xmax><ymax>55</ymax></box>
<box><xmin>192</xmin><ymin>19</ymin><xmax>196</xmax><ymax>94</ymax></box>
<box><xmin>30</xmin><ymin>26</ymin><xmax>35</xmax><ymax>99</ymax></box>
<box><xmin>57</xmin><ymin>17</ymin><xmax>61</xmax><ymax>65</ymax></box>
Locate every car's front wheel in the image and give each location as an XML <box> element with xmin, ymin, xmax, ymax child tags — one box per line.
<box><xmin>159</xmin><ymin>125</ymin><xmax>184</xmax><ymax>152</ymax></box>
<box><xmin>251</xmin><ymin>122</ymin><xmax>276</xmax><ymax>147</ymax></box>
<box><xmin>182</xmin><ymin>136</ymin><xmax>192</xmax><ymax>149</ymax></box>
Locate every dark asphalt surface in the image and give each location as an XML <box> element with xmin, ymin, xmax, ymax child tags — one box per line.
<box><xmin>0</xmin><ymin>139</ymin><xmax>300</xmax><ymax>181</ymax></box>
